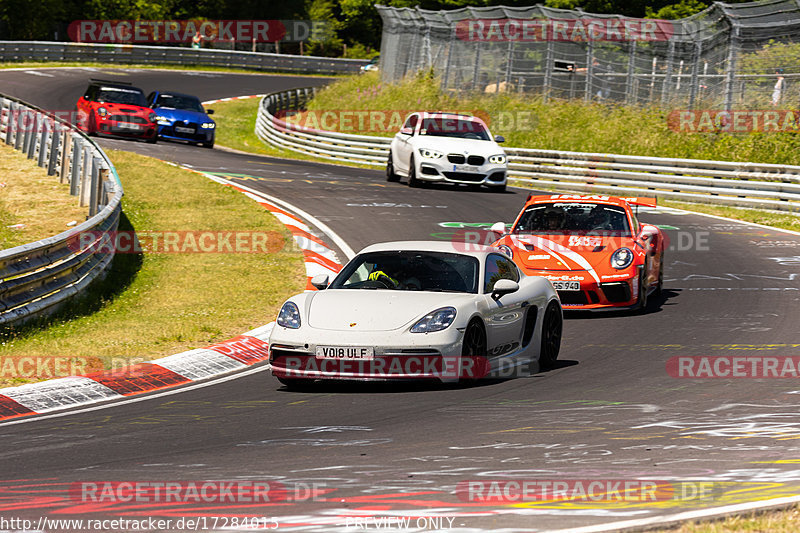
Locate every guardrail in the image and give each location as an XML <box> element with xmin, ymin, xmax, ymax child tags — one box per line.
<box><xmin>0</xmin><ymin>94</ymin><xmax>122</xmax><ymax>326</ymax></box>
<box><xmin>256</xmin><ymin>87</ymin><xmax>800</xmax><ymax>213</ymax></box>
<box><xmin>0</xmin><ymin>41</ymin><xmax>368</xmax><ymax>75</ymax></box>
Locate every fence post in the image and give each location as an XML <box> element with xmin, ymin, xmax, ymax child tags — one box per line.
<box><xmin>89</xmin><ymin>156</ymin><xmax>101</xmax><ymax>216</ymax></box>
<box><xmin>19</xmin><ymin>109</ymin><xmax>30</xmax><ymax>151</ymax></box>
<box><xmin>441</xmin><ymin>26</ymin><xmax>455</xmax><ymax>90</ymax></box>
<box><xmin>5</xmin><ymin>101</ymin><xmax>15</xmax><ymax>146</ymax></box>
<box><xmin>688</xmin><ymin>42</ymin><xmax>703</xmax><ymax>109</ymax></box>
<box><xmin>625</xmin><ymin>40</ymin><xmax>637</xmax><ymax>105</ymax></box>
<box><xmin>60</xmin><ymin>130</ymin><xmax>72</xmax><ymax>183</ymax></box>
<box><xmin>80</xmin><ymin>144</ymin><xmax>92</xmax><ymax>207</ymax></box>
<box><xmin>37</xmin><ymin>117</ymin><xmax>48</xmax><ymax>167</ymax></box>
<box><xmin>70</xmin><ymin>138</ymin><xmax>81</xmax><ymax>196</ymax></box>
<box><xmin>724</xmin><ymin>26</ymin><xmax>739</xmax><ymax>112</ymax></box>
<box><xmin>48</xmin><ymin>125</ymin><xmax>60</xmax><ymax>175</ymax></box>
<box><xmin>504</xmin><ymin>40</ymin><xmax>514</xmax><ymax>87</ymax></box>
<box><xmin>543</xmin><ymin>39</ymin><xmax>554</xmax><ymax>103</ymax></box>
<box><xmin>472</xmin><ymin>42</ymin><xmax>482</xmax><ymax>92</ymax></box>
<box><xmin>659</xmin><ymin>41</ymin><xmax>674</xmax><ymax>106</ymax></box>
<box><xmin>27</xmin><ymin>113</ymin><xmax>40</xmax><ymax>159</ymax></box>
<box><xmin>584</xmin><ymin>42</ymin><xmax>594</xmax><ymax>103</ymax></box>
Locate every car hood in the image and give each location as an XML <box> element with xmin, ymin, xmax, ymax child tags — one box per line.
<box><xmin>306</xmin><ymin>290</ymin><xmax>474</xmax><ymax>331</ymax></box>
<box><xmin>412</xmin><ymin>136</ymin><xmax>502</xmax><ymax>156</ymax></box>
<box><xmin>508</xmin><ymin>234</ymin><xmax>639</xmax><ymax>281</ymax></box>
<box><xmin>153</xmin><ymin>108</ymin><xmax>211</xmax><ymax>123</ymax></box>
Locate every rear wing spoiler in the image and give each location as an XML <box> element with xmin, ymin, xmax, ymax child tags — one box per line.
<box><xmin>529</xmin><ymin>194</ymin><xmax>658</xmax><ymax>208</ymax></box>
<box><xmin>619</xmin><ymin>197</ymin><xmax>657</xmax><ymax>208</ymax></box>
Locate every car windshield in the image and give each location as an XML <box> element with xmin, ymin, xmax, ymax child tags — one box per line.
<box><xmin>418</xmin><ymin>117</ymin><xmax>490</xmax><ymax>141</ymax></box>
<box><xmin>153</xmin><ymin>94</ymin><xmax>204</xmax><ymax>113</ymax></box>
<box><xmin>513</xmin><ymin>203</ymin><xmax>631</xmax><ymax>235</ymax></box>
<box><xmin>330</xmin><ymin>250</ymin><xmax>479</xmax><ymax>293</ymax></box>
<box><xmin>97</xmin><ymin>87</ymin><xmax>147</xmax><ymax>106</ymax></box>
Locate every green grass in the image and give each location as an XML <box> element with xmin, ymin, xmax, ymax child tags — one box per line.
<box><xmin>0</xmin><ymin>150</ymin><xmax>305</xmax><ymax>386</ymax></box>
<box><xmin>0</xmin><ymin>143</ymin><xmax>88</xmax><ymax>250</ymax></box>
<box><xmin>656</xmin><ymin>504</ymin><xmax>800</xmax><ymax>532</ymax></box>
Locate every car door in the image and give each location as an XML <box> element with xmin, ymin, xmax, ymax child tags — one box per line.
<box><xmin>393</xmin><ymin>113</ymin><xmax>418</xmax><ymax>174</ymax></box>
<box><xmin>482</xmin><ymin>254</ymin><xmax>528</xmax><ymax>359</ymax></box>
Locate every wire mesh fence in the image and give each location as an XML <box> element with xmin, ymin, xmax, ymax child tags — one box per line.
<box><xmin>377</xmin><ymin>0</ymin><xmax>800</xmax><ymax>112</ymax></box>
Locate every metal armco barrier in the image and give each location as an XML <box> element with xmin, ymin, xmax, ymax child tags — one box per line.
<box><xmin>256</xmin><ymin>87</ymin><xmax>800</xmax><ymax>213</ymax></box>
<box><xmin>0</xmin><ymin>93</ymin><xmax>122</xmax><ymax>326</ymax></box>
<box><xmin>0</xmin><ymin>41</ymin><xmax>367</xmax><ymax>75</ymax></box>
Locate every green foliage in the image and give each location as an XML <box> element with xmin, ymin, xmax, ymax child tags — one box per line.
<box><xmin>307</xmin><ymin>71</ymin><xmax>800</xmax><ymax>166</ymax></box>
<box><xmin>645</xmin><ymin>0</ymin><xmax>708</xmax><ymax>19</ymax></box>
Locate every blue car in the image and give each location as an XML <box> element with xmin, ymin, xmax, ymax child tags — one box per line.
<box><xmin>146</xmin><ymin>91</ymin><xmax>215</xmax><ymax>148</ymax></box>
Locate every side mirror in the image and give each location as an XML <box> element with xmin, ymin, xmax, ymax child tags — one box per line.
<box><xmin>494</xmin><ymin>135</ymin><xmax>505</xmax><ymax>143</ymax></box>
<box><xmin>491</xmin><ymin>279</ymin><xmax>519</xmax><ymax>300</ymax></box>
<box><xmin>207</xmin><ymin>109</ymin><xmax>214</xmax><ymax>115</ymax></box>
<box><xmin>399</xmin><ymin>127</ymin><xmax>413</xmax><ymax>136</ymax></box>
<box><xmin>310</xmin><ymin>274</ymin><xmax>329</xmax><ymax>290</ymax></box>
<box><xmin>490</xmin><ymin>221</ymin><xmax>507</xmax><ymax>235</ymax></box>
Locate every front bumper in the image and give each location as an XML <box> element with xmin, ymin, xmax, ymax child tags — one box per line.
<box><xmin>416</xmin><ymin>158</ymin><xmax>507</xmax><ymax>187</ymax></box>
<box><xmin>97</xmin><ymin>118</ymin><xmax>157</xmax><ymax>139</ymax></box>
<box><xmin>269</xmin><ymin>325</ymin><xmax>488</xmax><ymax>382</ymax></box>
<box><xmin>525</xmin><ymin>269</ymin><xmax>640</xmax><ymax>310</ymax></box>
<box><xmin>157</xmin><ymin>124</ymin><xmax>215</xmax><ymax>143</ymax></box>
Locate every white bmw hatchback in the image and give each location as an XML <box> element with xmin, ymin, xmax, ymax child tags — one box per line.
<box><xmin>386</xmin><ymin>112</ymin><xmax>508</xmax><ymax>192</ymax></box>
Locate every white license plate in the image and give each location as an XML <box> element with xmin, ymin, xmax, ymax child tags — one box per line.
<box><xmin>117</xmin><ymin>123</ymin><xmax>142</xmax><ymax>131</ymax></box>
<box><xmin>453</xmin><ymin>164</ymin><xmax>480</xmax><ymax>172</ymax></box>
<box><xmin>175</xmin><ymin>126</ymin><xmax>195</xmax><ymax>133</ymax></box>
<box><xmin>315</xmin><ymin>346</ymin><xmax>374</xmax><ymax>360</ymax></box>
<box><xmin>553</xmin><ymin>281</ymin><xmax>581</xmax><ymax>291</ymax></box>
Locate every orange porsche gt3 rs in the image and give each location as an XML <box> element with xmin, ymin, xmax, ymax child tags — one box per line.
<box><xmin>490</xmin><ymin>194</ymin><xmax>665</xmax><ymax>311</ymax></box>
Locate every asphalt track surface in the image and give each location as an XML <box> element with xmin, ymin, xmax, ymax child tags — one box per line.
<box><xmin>1</xmin><ymin>68</ymin><xmax>800</xmax><ymax>532</ymax></box>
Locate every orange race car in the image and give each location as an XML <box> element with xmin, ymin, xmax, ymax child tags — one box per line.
<box><xmin>490</xmin><ymin>194</ymin><xmax>665</xmax><ymax>311</ymax></box>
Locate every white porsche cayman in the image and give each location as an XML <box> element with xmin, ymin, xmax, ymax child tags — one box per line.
<box><xmin>269</xmin><ymin>241</ymin><xmax>562</xmax><ymax>387</ymax></box>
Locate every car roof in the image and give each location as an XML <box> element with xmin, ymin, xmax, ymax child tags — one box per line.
<box><xmin>153</xmin><ymin>91</ymin><xmax>200</xmax><ymax>100</ymax></box>
<box><xmin>418</xmin><ymin>112</ymin><xmax>480</xmax><ymax>121</ymax></box>
<box><xmin>357</xmin><ymin>240</ymin><xmax>499</xmax><ymax>258</ymax></box>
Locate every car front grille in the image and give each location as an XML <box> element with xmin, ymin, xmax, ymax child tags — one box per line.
<box><xmin>109</xmin><ymin>114</ymin><xmax>147</xmax><ymax>124</ymax></box>
<box><xmin>441</xmin><ymin>172</ymin><xmax>485</xmax><ymax>182</ymax></box>
<box><xmin>467</xmin><ymin>155</ymin><xmax>485</xmax><ymax>165</ymax></box>
<box><xmin>447</xmin><ymin>154</ymin><xmax>466</xmax><ymax>164</ymax></box>
<box><xmin>558</xmin><ymin>291</ymin><xmax>589</xmax><ymax>305</ymax></box>
<box><xmin>601</xmin><ymin>282</ymin><xmax>632</xmax><ymax>303</ymax></box>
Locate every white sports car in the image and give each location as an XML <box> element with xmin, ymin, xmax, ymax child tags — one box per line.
<box><xmin>269</xmin><ymin>241</ymin><xmax>562</xmax><ymax>387</ymax></box>
<box><xmin>386</xmin><ymin>112</ymin><xmax>508</xmax><ymax>192</ymax></box>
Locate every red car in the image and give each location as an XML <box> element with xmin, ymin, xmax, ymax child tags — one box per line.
<box><xmin>75</xmin><ymin>79</ymin><xmax>157</xmax><ymax>142</ymax></box>
<box><xmin>491</xmin><ymin>194</ymin><xmax>665</xmax><ymax>312</ymax></box>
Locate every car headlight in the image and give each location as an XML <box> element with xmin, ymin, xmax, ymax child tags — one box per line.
<box><xmin>97</xmin><ymin>107</ymin><xmax>107</xmax><ymax>117</ymax></box>
<box><xmin>156</xmin><ymin>115</ymin><xmax>170</xmax><ymax>125</ymax></box>
<box><xmin>277</xmin><ymin>302</ymin><xmax>301</xmax><ymax>329</ymax></box>
<box><xmin>497</xmin><ymin>244</ymin><xmax>513</xmax><ymax>258</ymax></box>
<box><xmin>489</xmin><ymin>154</ymin><xmax>506</xmax><ymax>164</ymax></box>
<box><xmin>148</xmin><ymin>112</ymin><xmax>157</xmax><ymax>123</ymax></box>
<box><xmin>201</xmin><ymin>122</ymin><xmax>216</xmax><ymax>129</ymax></box>
<box><xmin>411</xmin><ymin>307</ymin><xmax>456</xmax><ymax>333</ymax></box>
<box><xmin>418</xmin><ymin>148</ymin><xmax>443</xmax><ymax>159</ymax></box>
<box><xmin>610</xmin><ymin>247</ymin><xmax>634</xmax><ymax>270</ymax></box>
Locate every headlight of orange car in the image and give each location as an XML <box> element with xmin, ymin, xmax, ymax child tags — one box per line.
<box><xmin>610</xmin><ymin>248</ymin><xmax>634</xmax><ymax>269</ymax></box>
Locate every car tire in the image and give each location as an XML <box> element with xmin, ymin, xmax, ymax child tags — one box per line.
<box><xmin>637</xmin><ymin>270</ymin><xmax>649</xmax><ymax>313</ymax></box>
<box><xmin>386</xmin><ymin>151</ymin><xmax>399</xmax><ymax>182</ymax></box>
<box><xmin>203</xmin><ymin>141</ymin><xmax>214</xmax><ymax>149</ymax></box>
<box><xmin>654</xmin><ymin>256</ymin><xmax>664</xmax><ymax>299</ymax></box>
<box><xmin>146</xmin><ymin>133</ymin><xmax>157</xmax><ymax>144</ymax></box>
<box><xmin>407</xmin><ymin>156</ymin><xmax>421</xmax><ymax>188</ymax></box>
<box><xmin>277</xmin><ymin>377</ymin><xmax>315</xmax><ymax>390</ymax></box>
<box><xmin>539</xmin><ymin>300</ymin><xmax>562</xmax><ymax>370</ymax></box>
<box><xmin>460</xmin><ymin>319</ymin><xmax>487</xmax><ymax>381</ymax></box>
